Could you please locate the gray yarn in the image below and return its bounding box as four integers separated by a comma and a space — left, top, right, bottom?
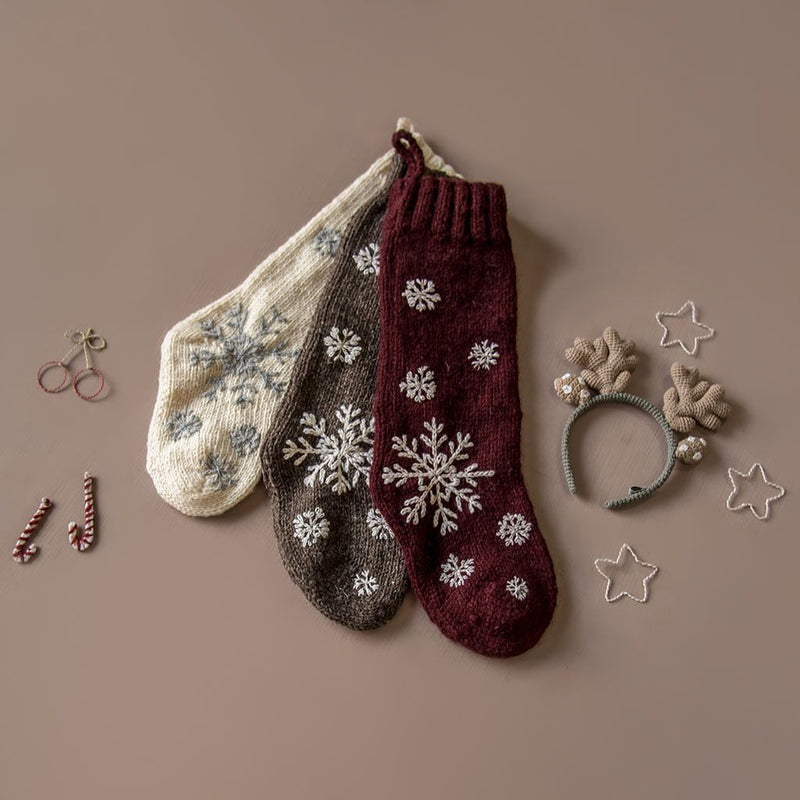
261, 156, 409, 630
561, 392, 677, 509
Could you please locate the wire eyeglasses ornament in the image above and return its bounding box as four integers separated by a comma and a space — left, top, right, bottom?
37, 328, 108, 401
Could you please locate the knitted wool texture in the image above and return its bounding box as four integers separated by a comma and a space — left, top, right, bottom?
561, 392, 677, 509
262, 157, 409, 630
370, 132, 558, 657
146, 119, 457, 517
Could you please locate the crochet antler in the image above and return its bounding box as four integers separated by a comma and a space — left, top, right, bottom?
565, 327, 638, 394
663, 363, 730, 433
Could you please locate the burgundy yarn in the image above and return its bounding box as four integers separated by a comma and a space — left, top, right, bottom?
370, 132, 557, 658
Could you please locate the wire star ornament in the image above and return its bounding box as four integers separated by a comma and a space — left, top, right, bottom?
726, 462, 786, 521
655, 300, 715, 356
594, 543, 659, 603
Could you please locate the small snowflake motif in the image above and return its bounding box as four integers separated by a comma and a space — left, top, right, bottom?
439, 554, 475, 588
496, 513, 532, 546
229, 424, 260, 457
165, 410, 201, 441
353, 569, 379, 597
399, 366, 437, 403
314, 229, 342, 256
291, 507, 330, 548
402, 278, 441, 311
506, 576, 529, 601
352, 242, 380, 275
366, 507, 394, 540
323, 326, 362, 364
381, 418, 495, 535
203, 453, 237, 490
283, 404, 374, 494
468, 340, 500, 370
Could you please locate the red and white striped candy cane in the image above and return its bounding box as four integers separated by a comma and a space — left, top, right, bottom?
12, 497, 53, 563
68, 472, 96, 552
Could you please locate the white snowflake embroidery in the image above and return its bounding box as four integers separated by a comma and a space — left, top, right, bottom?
402, 278, 441, 311
283, 404, 374, 495
506, 576, 528, 601
291, 507, 330, 548
469, 340, 500, 370
323, 327, 362, 364
496, 513, 532, 546
399, 366, 436, 403
352, 242, 380, 275
353, 569, 379, 597
366, 507, 394, 540
439, 554, 475, 588
381, 418, 495, 535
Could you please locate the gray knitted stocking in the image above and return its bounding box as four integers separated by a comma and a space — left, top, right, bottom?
262, 158, 408, 630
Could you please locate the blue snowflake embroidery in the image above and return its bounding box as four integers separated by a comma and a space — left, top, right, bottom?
189, 304, 296, 406
314, 229, 342, 257
230, 424, 261, 457
165, 410, 202, 441
203, 453, 237, 490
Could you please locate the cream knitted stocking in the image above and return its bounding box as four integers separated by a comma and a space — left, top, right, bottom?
146, 119, 456, 516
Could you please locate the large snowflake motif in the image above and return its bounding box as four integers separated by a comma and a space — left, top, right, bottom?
496, 513, 532, 546
283, 404, 374, 494
402, 278, 441, 311
292, 507, 329, 548
189, 304, 296, 406
399, 366, 436, 403
323, 326, 362, 364
352, 242, 380, 275
440, 554, 475, 588
353, 569, 379, 597
381, 418, 495, 535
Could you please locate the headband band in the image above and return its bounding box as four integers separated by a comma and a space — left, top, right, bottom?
561, 392, 677, 509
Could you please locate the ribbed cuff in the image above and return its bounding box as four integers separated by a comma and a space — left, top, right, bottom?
389, 129, 509, 243
387, 174, 509, 243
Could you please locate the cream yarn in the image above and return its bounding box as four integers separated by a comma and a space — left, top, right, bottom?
146, 119, 456, 516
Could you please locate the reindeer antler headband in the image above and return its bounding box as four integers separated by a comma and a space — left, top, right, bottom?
555, 327, 731, 508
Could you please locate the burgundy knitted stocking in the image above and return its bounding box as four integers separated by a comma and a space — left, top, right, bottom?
370, 131, 557, 657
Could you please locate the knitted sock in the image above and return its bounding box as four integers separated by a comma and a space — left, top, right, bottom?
146, 120, 457, 517
262, 156, 413, 630
370, 131, 558, 657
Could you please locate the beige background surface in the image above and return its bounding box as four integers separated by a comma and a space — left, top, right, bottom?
1, 2, 797, 798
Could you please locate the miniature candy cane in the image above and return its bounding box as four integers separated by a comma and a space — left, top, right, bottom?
12, 497, 53, 563
68, 472, 96, 552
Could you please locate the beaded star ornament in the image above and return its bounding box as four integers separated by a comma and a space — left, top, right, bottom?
555, 327, 731, 508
